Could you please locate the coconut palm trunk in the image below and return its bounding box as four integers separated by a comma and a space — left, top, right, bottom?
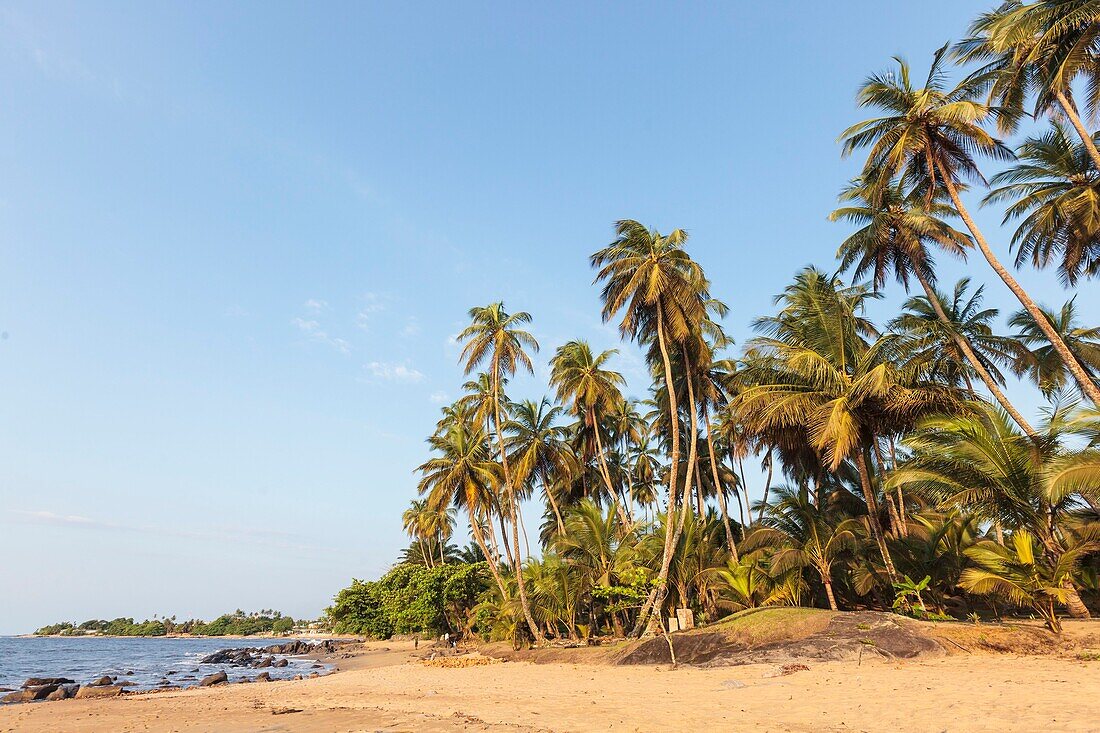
491, 378, 543, 642
1055, 90, 1100, 171
756, 451, 774, 524
470, 510, 511, 605
855, 448, 898, 582
822, 576, 840, 612
703, 410, 738, 559
631, 307, 682, 637
937, 165, 1100, 405
912, 269, 1038, 436
676, 348, 702, 543
590, 406, 632, 527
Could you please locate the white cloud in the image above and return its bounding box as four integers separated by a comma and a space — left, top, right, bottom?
224, 304, 249, 318
429, 391, 449, 404
356, 292, 388, 330
401, 317, 421, 338
291, 317, 350, 354
364, 361, 425, 383
9, 510, 102, 527
304, 298, 328, 313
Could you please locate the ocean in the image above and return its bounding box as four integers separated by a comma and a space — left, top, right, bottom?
0, 636, 331, 691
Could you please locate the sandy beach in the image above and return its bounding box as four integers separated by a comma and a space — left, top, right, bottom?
3, 628, 1099, 733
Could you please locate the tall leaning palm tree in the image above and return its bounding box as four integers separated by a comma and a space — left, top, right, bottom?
591, 219, 706, 635
831, 179, 1036, 436
549, 340, 631, 526
840, 46, 1100, 405
457, 302, 543, 641
417, 421, 508, 599
984, 122, 1100, 285
956, 0, 1100, 170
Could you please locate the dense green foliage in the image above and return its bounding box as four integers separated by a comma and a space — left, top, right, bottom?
327, 562, 490, 638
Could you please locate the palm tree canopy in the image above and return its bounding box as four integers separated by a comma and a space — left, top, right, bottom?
1009, 298, 1100, 396
590, 219, 707, 344
890, 277, 1016, 387
458, 302, 539, 379
549, 340, 626, 420
840, 45, 1014, 197
985, 122, 1100, 285
832, 178, 971, 291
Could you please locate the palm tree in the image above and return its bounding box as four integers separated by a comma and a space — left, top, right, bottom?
832, 179, 1036, 435
841, 47, 1100, 405
955, 0, 1100, 169
890, 278, 1016, 394
506, 398, 577, 536
416, 421, 509, 600
402, 499, 435, 567
457, 302, 543, 641
556, 500, 634, 635
891, 403, 1100, 618
549, 340, 631, 526
1009, 298, 1100, 398
985, 122, 1100, 285
591, 219, 706, 634
736, 268, 961, 582
962, 530, 1100, 633
746, 486, 860, 611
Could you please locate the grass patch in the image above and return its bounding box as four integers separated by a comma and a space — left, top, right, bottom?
708, 607, 834, 648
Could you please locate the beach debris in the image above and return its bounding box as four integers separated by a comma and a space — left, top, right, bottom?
780, 664, 810, 676
420, 655, 502, 668
75, 685, 124, 699
88, 675, 114, 687
199, 671, 228, 686
720, 679, 746, 689
271, 707, 303, 715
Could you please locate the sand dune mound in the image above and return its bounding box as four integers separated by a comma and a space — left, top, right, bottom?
616, 609, 948, 666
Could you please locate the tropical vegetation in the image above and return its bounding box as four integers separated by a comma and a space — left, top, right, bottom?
332, 1, 1100, 642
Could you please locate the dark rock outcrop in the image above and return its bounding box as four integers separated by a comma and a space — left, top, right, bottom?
75, 685, 123, 699
88, 676, 114, 687
22, 677, 73, 688
199, 671, 228, 686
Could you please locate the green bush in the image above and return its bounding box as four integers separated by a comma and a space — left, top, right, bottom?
327, 562, 490, 639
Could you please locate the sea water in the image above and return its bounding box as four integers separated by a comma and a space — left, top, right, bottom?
0, 636, 331, 691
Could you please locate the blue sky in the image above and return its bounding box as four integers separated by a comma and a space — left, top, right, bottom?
2, 1, 1096, 634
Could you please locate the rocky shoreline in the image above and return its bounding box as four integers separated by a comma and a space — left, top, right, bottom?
0, 639, 349, 705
